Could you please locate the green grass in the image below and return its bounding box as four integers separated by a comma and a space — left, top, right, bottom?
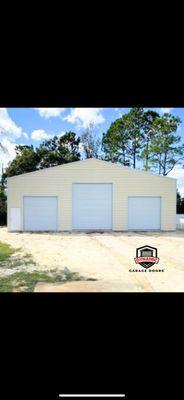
0, 270, 97, 292
1, 272, 38, 292
0, 241, 35, 268
0, 271, 56, 292
0, 242, 17, 262
0, 241, 97, 292
1, 253, 36, 268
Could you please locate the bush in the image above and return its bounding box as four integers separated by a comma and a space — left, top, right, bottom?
0, 189, 7, 226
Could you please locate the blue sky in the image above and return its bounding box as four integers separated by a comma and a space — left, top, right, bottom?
1, 107, 184, 195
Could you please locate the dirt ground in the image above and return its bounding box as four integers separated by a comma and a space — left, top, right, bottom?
0, 227, 184, 292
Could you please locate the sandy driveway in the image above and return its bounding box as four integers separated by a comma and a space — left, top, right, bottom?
0, 227, 184, 292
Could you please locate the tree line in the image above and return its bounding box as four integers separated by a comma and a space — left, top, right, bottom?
102, 108, 184, 175
177, 191, 184, 214
1, 108, 184, 224
2, 108, 184, 180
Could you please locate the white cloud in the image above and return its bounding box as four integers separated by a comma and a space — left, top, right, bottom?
160, 108, 173, 114
0, 138, 16, 169
168, 167, 184, 196
31, 129, 51, 141
0, 108, 27, 140
34, 108, 65, 118
64, 108, 105, 128
57, 131, 66, 137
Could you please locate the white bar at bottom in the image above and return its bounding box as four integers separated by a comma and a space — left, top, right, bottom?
59, 395, 125, 398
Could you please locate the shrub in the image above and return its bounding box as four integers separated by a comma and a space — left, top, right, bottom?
0, 189, 7, 226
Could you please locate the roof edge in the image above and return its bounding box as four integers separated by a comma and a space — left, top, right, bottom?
6, 157, 177, 181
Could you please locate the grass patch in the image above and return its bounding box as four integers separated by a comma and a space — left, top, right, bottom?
1, 253, 36, 268
0, 271, 54, 292
0, 242, 17, 262
0, 241, 36, 269
0, 269, 97, 292
0, 242, 97, 292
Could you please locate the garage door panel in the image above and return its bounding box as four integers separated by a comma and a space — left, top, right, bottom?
73, 184, 112, 230
24, 196, 57, 231
128, 196, 161, 230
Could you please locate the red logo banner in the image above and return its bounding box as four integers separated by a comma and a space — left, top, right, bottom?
134, 256, 159, 264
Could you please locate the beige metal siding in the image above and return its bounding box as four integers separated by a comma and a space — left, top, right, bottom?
7, 159, 176, 231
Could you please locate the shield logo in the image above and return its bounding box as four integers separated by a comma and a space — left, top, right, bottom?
134, 245, 159, 268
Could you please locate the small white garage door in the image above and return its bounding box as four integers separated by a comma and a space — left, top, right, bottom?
73, 184, 112, 230
24, 196, 57, 231
128, 196, 161, 230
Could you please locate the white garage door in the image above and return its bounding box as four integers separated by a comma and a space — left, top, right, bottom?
128, 196, 161, 230
73, 184, 112, 230
24, 196, 57, 231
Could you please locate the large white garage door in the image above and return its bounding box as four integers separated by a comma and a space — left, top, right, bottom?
73, 184, 112, 230
24, 196, 57, 231
128, 196, 161, 230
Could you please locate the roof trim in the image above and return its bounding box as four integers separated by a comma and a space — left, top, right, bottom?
6, 157, 177, 181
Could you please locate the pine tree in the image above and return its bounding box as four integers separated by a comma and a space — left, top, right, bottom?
149, 114, 183, 175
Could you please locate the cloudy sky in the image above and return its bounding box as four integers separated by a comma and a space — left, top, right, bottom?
1, 107, 184, 195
